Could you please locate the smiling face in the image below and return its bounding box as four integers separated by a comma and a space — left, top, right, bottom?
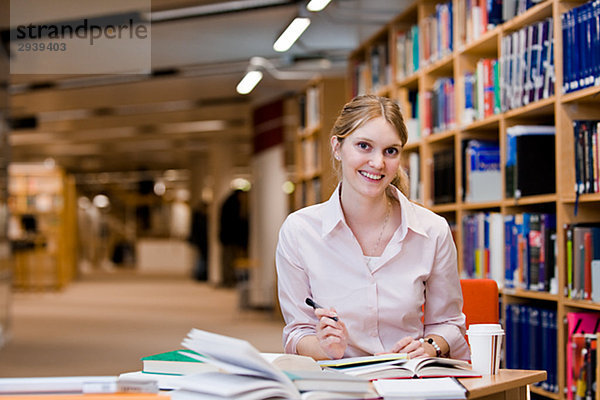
331, 116, 403, 200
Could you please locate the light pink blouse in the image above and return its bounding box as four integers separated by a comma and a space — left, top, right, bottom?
275, 185, 470, 360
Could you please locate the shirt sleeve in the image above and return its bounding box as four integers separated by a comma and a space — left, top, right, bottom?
275, 216, 319, 354
423, 221, 471, 360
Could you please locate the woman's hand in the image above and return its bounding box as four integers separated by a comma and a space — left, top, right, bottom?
387, 336, 428, 359
314, 307, 348, 359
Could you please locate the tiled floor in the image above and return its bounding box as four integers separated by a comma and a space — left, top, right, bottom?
0, 270, 285, 377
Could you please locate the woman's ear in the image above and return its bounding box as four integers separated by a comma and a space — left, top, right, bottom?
330, 136, 340, 160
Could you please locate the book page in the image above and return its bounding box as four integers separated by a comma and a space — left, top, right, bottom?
317, 353, 408, 368
181, 329, 297, 394
175, 372, 295, 398
260, 353, 321, 372
373, 377, 466, 399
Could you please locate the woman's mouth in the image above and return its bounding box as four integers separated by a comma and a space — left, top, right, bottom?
359, 170, 384, 180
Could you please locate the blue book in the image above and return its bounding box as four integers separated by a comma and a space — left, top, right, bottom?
550, 310, 558, 392
520, 213, 532, 290
546, 17, 555, 97
504, 215, 517, 288
488, 0, 503, 26
519, 305, 530, 369
540, 309, 551, 391
463, 72, 476, 124
560, 11, 571, 93
465, 140, 501, 202
572, 7, 580, 91
531, 307, 543, 376
594, 1, 600, 86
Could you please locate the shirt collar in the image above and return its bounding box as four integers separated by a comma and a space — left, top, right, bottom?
393, 186, 429, 240
320, 183, 429, 239
321, 183, 345, 237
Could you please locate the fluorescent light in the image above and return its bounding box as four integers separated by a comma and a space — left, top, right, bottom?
236, 70, 263, 94
307, 0, 332, 12
273, 17, 311, 52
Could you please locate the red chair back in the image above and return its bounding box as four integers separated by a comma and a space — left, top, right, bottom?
460, 279, 499, 343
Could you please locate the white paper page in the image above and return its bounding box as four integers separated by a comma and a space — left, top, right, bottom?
175, 372, 295, 399
373, 377, 466, 399
181, 329, 297, 394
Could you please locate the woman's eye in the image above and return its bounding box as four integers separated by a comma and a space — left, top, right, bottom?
385, 148, 399, 156
357, 142, 370, 150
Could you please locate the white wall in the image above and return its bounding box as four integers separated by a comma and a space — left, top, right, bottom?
249, 145, 288, 307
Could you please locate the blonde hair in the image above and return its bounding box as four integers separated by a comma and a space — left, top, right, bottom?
331, 94, 410, 196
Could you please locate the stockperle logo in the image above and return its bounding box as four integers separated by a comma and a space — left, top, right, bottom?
10, 0, 151, 74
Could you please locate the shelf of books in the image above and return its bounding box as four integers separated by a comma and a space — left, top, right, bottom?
345, 0, 600, 398
7, 163, 77, 290
293, 77, 347, 210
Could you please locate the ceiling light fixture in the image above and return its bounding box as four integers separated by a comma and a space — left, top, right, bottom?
236, 70, 264, 95
235, 56, 329, 95
273, 17, 311, 52
306, 0, 332, 12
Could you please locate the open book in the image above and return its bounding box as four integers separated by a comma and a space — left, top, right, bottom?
178, 329, 384, 400
317, 353, 408, 368
329, 357, 480, 380
180, 329, 301, 399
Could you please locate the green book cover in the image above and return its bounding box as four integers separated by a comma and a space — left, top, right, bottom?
141, 349, 205, 363
141, 349, 216, 375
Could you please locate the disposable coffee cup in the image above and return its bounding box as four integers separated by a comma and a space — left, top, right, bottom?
466, 323, 504, 375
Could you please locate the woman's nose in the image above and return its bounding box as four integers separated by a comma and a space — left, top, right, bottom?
368, 152, 384, 168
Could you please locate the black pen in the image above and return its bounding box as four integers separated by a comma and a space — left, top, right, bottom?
305, 297, 339, 321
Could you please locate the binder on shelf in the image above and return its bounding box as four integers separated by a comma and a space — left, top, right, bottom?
432, 148, 455, 205
505, 125, 556, 199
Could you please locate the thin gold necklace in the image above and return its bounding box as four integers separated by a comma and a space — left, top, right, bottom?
372, 199, 392, 256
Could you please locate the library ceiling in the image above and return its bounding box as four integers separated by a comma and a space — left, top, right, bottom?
1, 0, 409, 179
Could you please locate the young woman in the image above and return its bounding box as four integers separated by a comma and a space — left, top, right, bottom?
275, 95, 469, 361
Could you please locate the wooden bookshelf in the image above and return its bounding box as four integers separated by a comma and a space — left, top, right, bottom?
293, 77, 347, 210
8, 163, 77, 290
345, 0, 600, 398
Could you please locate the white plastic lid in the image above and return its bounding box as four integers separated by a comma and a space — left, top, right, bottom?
466, 323, 504, 335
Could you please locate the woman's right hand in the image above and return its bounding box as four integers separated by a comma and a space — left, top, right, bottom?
314, 308, 348, 359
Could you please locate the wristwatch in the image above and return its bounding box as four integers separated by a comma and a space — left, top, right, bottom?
419, 337, 442, 357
